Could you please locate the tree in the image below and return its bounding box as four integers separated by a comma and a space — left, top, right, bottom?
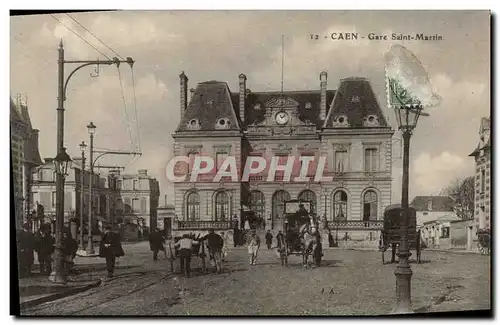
440, 176, 475, 220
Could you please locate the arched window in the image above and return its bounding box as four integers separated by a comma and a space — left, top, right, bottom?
215, 191, 229, 221
363, 190, 378, 221
249, 191, 265, 218
272, 190, 291, 227
186, 192, 200, 221
332, 190, 348, 220
298, 190, 317, 214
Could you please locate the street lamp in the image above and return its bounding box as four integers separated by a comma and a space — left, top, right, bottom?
86, 122, 96, 255
49, 147, 73, 284
392, 104, 424, 313
51, 40, 134, 280
78, 141, 87, 251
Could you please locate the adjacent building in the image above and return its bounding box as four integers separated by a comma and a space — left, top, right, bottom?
115, 169, 160, 232
469, 117, 491, 231
171, 71, 393, 240
10, 97, 44, 230
30, 158, 120, 232
411, 196, 456, 227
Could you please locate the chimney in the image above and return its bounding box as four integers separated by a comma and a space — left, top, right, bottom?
180, 71, 188, 122
138, 169, 148, 176
320, 71, 328, 120
238, 74, 247, 123
164, 194, 168, 206
190, 88, 195, 101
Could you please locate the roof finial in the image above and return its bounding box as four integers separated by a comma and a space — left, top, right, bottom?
59, 39, 63, 49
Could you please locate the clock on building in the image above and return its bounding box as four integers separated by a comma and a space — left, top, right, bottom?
275, 111, 289, 125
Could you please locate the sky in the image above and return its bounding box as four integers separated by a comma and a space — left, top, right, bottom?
10, 10, 490, 205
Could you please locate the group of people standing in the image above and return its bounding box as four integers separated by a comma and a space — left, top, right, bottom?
16, 222, 78, 278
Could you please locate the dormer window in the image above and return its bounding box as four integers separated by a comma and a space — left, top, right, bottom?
216, 117, 231, 129
332, 115, 349, 128
363, 114, 380, 127
187, 118, 200, 130
305, 102, 312, 109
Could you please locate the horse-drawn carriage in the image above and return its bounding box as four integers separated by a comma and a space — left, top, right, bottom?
279, 200, 322, 268
379, 204, 422, 264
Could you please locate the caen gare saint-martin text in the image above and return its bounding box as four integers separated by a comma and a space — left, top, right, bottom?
310, 33, 444, 41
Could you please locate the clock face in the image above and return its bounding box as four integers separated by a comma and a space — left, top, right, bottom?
275, 111, 289, 125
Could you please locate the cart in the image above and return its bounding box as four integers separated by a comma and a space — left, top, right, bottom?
279, 200, 322, 267
379, 204, 421, 264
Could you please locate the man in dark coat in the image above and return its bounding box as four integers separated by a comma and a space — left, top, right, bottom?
17, 223, 35, 278
276, 230, 285, 250
99, 227, 125, 278
203, 229, 224, 273
265, 230, 273, 249
149, 228, 165, 261
35, 224, 55, 275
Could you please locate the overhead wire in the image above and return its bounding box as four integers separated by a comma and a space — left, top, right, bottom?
65, 13, 125, 61
50, 14, 112, 60
116, 67, 135, 149
130, 68, 141, 152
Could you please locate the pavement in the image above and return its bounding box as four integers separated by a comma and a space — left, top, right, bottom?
19, 241, 491, 316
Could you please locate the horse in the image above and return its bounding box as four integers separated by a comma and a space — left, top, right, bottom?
299, 221, 321, 268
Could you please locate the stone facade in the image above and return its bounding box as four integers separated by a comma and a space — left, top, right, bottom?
171, 72, 394, 237
30, 158, 120, 231
469, 117, 491, 231
10, 97, 43, 229
115, 169, 160, 231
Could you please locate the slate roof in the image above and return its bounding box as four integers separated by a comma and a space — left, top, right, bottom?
230, 90, 336, 127
410, 196, 455, 212
176, 81, 241, 132
323, 77, 389, 128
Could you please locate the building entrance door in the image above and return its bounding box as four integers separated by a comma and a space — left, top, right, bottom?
272, 190, 290, 231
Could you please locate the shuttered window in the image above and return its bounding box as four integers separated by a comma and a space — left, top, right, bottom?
140, 197, 147, 213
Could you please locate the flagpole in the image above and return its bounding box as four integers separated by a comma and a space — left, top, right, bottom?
281, 34, 284, 93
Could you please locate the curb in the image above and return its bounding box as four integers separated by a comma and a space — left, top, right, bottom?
20, 279, 102, 310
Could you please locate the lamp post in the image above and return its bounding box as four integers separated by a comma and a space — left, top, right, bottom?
51, 40, 134, 273
49, 147, 73, 284
392, 104, 424, 313
78, 141, 87, 251
86, 122, 96, 255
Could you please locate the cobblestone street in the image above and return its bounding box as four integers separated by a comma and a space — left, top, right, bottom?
21, 242, 490, 316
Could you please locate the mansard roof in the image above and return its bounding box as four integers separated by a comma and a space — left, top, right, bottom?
323, 77, 389, 129
410, 196, 455, 212
230, 90, 335, 128
176, 81, 241, 132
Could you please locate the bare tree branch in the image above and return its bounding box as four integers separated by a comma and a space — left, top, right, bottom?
441, 176, 475, 220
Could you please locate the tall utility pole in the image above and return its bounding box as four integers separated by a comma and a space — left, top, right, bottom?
48, 41, 66, 284
50, 40, 134, 283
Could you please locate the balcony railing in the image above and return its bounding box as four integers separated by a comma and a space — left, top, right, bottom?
327, 220, 383, 230
177, 220, 232, 230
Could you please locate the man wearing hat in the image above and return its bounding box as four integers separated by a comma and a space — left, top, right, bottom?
17, 223, 35, 277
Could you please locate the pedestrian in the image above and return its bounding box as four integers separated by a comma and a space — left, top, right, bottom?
35, 224, 55, 275
99, 226, 125, 279
62, 228, 78, 273
204, 229, 224, 273
247, 229, 260, 266
265, 230, 273, 249
149, 228, 165, 261
174, 234, 198, 277
17, 223, 35, 278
